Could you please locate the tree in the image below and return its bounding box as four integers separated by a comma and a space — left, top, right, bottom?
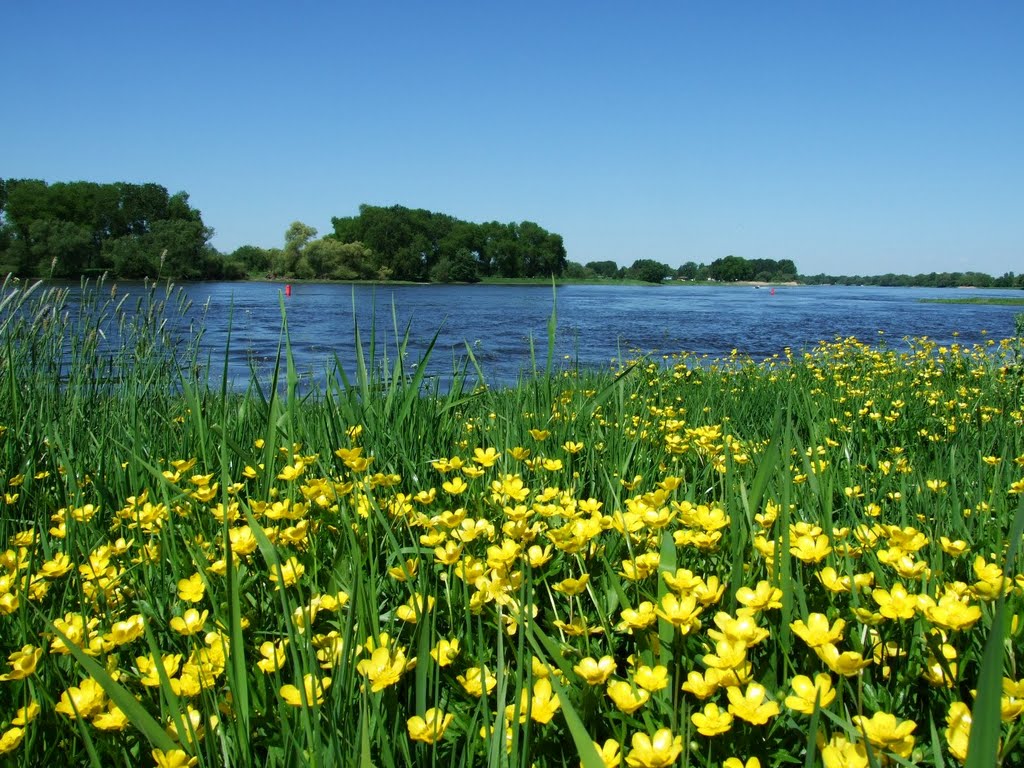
586, 260, 619, 279
277, 221, 317, 277
625, 259, 672, 283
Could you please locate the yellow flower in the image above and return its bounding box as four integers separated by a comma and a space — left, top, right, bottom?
681, 669, 721, 699
690, 702, 733, 736
395, 593, 435, 623
11, 702, 39, 726
457, 665, 497, 697
814, 643, 872, 676
108, 614, 145, 646
177, 573, 206, 602
92, 702, 130, 731
525, 678, 561, 723
552, 574, 590, 597
170, 608, 209, 636
853, 710, 916, 759
785, 673, 835, 714
735, 580, 782, 612
55, 677, 107, 719
722, 760, 760, 768
790, 613, 846, 648
820, 735, 868, 768
151, 748, 198, 768
442, 476, 468, 495
607, 680, 650, 714
624, 729, 683, 768
407, 708, 453, 744
726, 682, 780, 725
633, 664, 669, 692
268, 557, 305, 589
921, 593, 982, 631
257, 640, 288, 674
0, 644, 42, 680
279, 673, 331, 706
529, 429, 550, 440
872, 583, 918, 620
574, 655, 616, 685
472, 447, 501, 467
618, 600, 658, 631
587, 739, 622, 768
430, 637, 460, 667
655, 593, 702, 632
944, 701, 971, 764
356, 646, 409, 692
0, 727, 24, 756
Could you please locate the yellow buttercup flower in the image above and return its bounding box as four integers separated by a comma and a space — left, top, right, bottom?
607, 680, 650, 714
944, 701, 971, 764
170, 608, 209, 636
790, 613, 846, 648
279, 674, 331, 707
820, 735, 868, 768
472, 447, 501, 467
55, 677, 107, 719
356, 646, 410, 692
814, 643, 871, 676
872, 582, 918, 620
457, 665, 497, 697
268, 557, 305, 589
690, 702, 733, 736
726, 682, 780, 725
574, 655, 616, 685
429, 637, 460, 667
633, 664, 669, 692
853, 710, 916, 759
735, 580, 782, 612
0, 726, 24, 756
655, 593, 702, 632
624, 728, 682, 768
0, 645, 42, 680
407, 708, 453, 744
785, 673, 835, 714
152, 748, 198, 768
588, 739, 622, 768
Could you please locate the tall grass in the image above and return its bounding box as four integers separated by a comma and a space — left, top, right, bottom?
0, 278, 1023, 767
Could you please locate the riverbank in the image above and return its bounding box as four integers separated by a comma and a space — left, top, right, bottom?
0, 280, 1021, 766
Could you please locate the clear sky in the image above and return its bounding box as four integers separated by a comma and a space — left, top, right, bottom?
3, 2, 1021, 275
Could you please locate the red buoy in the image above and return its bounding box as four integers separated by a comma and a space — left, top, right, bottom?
285, 284, 292, 297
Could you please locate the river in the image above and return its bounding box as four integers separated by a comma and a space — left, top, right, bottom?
137, 282, 1022, 389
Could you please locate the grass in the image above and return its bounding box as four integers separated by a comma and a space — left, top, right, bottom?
1, 276, 1024, 767
920, 297, 1024, 305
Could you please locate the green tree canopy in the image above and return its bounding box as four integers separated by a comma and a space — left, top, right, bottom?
0, 178, 226, 279
329, 204, 566, 281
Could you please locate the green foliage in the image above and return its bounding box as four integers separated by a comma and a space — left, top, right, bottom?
329, 204, 567, 282
585, 260, 620, 279
624, 258, 672, 283
0, 178, 229, 280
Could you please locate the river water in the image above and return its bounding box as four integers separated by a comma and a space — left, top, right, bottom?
141, 282, 1022, 389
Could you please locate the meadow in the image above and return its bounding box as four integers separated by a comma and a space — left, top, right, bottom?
0, 277, 1022, 768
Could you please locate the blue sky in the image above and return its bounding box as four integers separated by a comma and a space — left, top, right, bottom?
3, 2, 1021, 275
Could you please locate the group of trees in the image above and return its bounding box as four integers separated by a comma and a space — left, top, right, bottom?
800, 271, 1024, 288
230, 205, 569, 283
0, 178, 241, 280
564, 255, 799, 284
4, 178, 1018, 290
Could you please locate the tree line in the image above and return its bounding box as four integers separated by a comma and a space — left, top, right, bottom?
0, 178, 241, 280
3, 178, 1018, 288
244, 205, 568, 283
564, 255, 799, 283
798, 271, 1023, 288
